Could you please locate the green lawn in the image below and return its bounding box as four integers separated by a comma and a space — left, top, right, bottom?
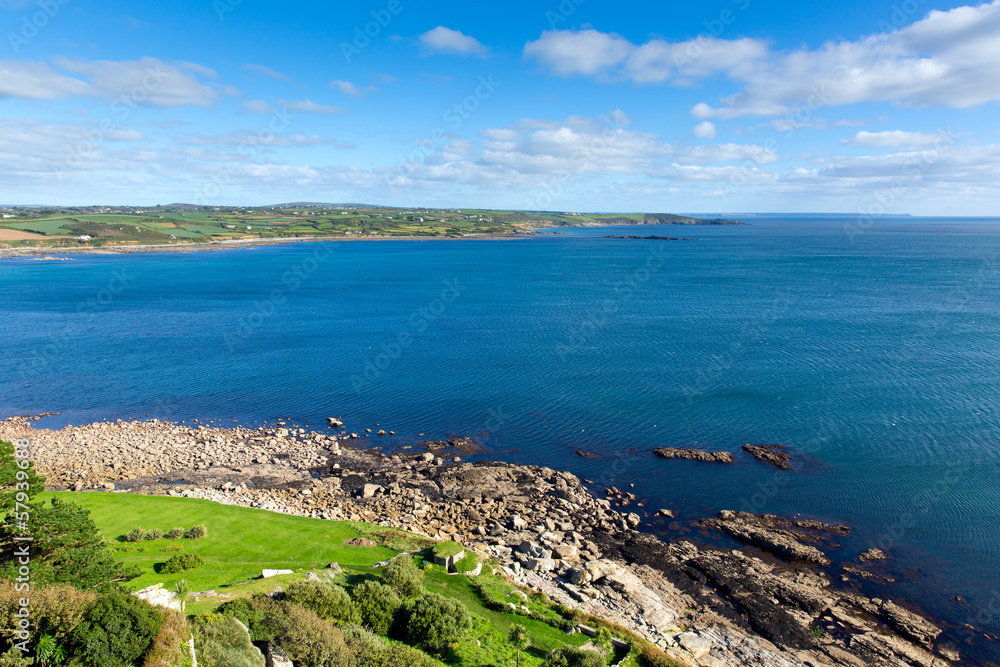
42, 492, 399, 595
4, 220, 74, 235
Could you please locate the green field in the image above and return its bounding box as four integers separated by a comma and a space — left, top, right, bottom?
6, 219, 74, 235
40, 492, 596, 663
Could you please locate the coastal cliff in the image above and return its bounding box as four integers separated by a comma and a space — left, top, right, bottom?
0, 416, 965, 667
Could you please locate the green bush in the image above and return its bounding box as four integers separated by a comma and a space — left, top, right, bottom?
404, 592, 471, 654
123, 528, 148, 543
165, 527, 186, 540
285, 580, 359, 625
185, 524, 208, 539
341, 624, 442, 667
160, 553, 204, 574
270, 603, 351, 667
144, 528, 164, 541
381, 557, 424, 599
69, 590, 163, 667
350, 581, 402, 636
217, 597, 279, 643
193, 614, 265, 667
543, 646, 606, 667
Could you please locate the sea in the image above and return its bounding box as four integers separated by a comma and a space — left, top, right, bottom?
2, 216, 999, 660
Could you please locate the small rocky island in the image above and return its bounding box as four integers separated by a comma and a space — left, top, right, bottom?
604, 235, 693, 240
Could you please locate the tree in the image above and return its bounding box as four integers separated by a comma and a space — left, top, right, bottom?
0, 498, 141, 589
381, 557, 423, 599
0, 439, 44, 512
69, 590, 163, 667
270, 603, 351, 667
350, 582, 401, 636
508, 624, 529, 667
405, 592, 471, 654
172, 580, 190, 614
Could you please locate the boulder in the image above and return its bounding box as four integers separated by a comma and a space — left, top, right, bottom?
654, 447, 734, 463
262, 569, 294, 578
569, 559, 619, 585
361, 483, 382, 498
677, 632, 712, 659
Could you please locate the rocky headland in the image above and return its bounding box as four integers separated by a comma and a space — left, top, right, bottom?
0, 416, 970, 667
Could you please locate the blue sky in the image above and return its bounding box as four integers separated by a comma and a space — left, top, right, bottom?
2, 0, 999, 214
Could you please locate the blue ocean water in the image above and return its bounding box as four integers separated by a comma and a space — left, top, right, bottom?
2, 217, 1000, 652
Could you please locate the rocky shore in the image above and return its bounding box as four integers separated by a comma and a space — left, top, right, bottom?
0, 416, 969, 666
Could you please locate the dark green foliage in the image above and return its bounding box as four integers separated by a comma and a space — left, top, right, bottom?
284, 580, 359, 625
543, 646, 607, 667
0, 440, 45, 513
165, 528, 185, 540
159, 553, 203, 574
404, 592, 472, 654
0, 498, 141, 589
144, 528, 164, 541
69, 590, 163, 667
185, 524, 208, 539
341, 624, 442, 667
217, 597, 279, 643
268, 602, 351, 667
350, 581, 402, 636
381, 557, 424, 599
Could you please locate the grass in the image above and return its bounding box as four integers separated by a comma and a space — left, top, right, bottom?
41, 492, 402, 596
4, 220, 74, 235
432, 541, 465, 559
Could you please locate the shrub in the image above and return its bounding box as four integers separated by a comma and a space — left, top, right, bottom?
141, 610, 192, 667
185, 524, 208, 540
217, 597, 279, 643
165, 528, 186, 540
341, 624, 441, 667
381, 557, 424, 599
160, 553, 204, 574
124, 528, 148, 543
285, 580, 359, 625
270, 603, 351, 667
70, 590, 164, 667
192, 614, 264, 667
144, 528, 164, 541
350, 582, 401, 636
543, 646, 606, 667
0, 581, 95, 646
404, 592, 471, 654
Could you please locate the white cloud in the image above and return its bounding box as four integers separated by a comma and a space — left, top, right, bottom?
242, 99, 275, 114
277, 99, 347, 115
242, 63, 293, 82
844, 130, 953, 149
55, 57, 222, 107
675, 143, 779, 165
329, 80, 376, 97
0, 61, 88, 99
693, 121, 717, 139
419, 26, 490, 57
524, 29, 768, 84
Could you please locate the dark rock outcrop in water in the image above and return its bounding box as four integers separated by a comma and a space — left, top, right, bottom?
743, 443, 793, 469
699, 511, 842, 565
653, 447, 734, 463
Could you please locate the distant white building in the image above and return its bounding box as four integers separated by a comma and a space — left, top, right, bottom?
77, 235, 92, 240
1, 214, 14, 218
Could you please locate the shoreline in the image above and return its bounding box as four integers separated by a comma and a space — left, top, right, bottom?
0, 232, 537, 260
1, 414, 974, 666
